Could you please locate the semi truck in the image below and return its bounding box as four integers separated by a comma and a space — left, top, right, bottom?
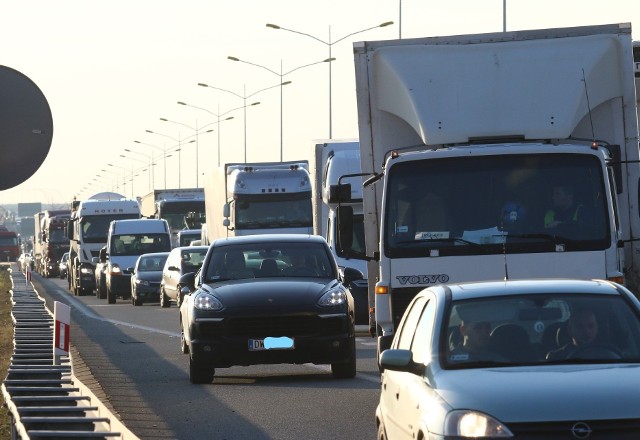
36, 209, 70, 277
336, 23, 640, 354
0, 225, 19, 262
311, 140, 369, 324
139, 188, 205, 247
67, 194, 141, 295
203, 161, 313, 244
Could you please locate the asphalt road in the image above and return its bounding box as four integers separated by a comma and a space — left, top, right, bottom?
31, 273, 382, 440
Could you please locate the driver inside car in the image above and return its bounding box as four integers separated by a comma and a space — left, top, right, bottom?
546, 308, 602, 360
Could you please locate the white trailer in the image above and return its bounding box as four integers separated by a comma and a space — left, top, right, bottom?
204, 161, 313, 244
338, 23, 640, 351
67, 194, 141, 295
311, 140, 369, 324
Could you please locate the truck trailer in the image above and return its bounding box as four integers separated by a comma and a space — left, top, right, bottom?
204, 161, 313, 244
67, 194, 141, 295
337, 23, 640, 354
37, 209, 70, 277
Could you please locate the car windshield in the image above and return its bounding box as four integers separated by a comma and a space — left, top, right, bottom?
204, 242, 334, 282
442, 293, 640, 368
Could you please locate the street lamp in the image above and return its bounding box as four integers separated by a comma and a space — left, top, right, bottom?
136, 137, 170, 190
159, 119, 213, 188
266, 21, 393, 138
177, 100, 245, 164
120, 153, 150, 194
227, 56, 334, 161
124, 149, 155, 193
100, 168, 125, 194
146, 128, 184, 188
107, 163, 131, 197
198, 82, 283, 162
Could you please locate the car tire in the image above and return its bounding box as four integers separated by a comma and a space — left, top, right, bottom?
107, 286, 116, 304
160, 288, 170, 308
180, 327, 189, 354
377, 421, 388, 440
189, 355, 214, 384
331, 337, 357, 379
99, 277, 107, 300
176, 285, 183, 308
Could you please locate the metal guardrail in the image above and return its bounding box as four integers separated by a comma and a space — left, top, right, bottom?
2, 265, 139, 439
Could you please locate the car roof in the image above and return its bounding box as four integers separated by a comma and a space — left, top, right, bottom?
426, 279, 627, 301
211, 234, 326, 247
137, 252, 171, 259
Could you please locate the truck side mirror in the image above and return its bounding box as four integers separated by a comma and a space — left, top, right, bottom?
329, 183, 352, 203
223, 203, 230, 218
336, 205, 354, 252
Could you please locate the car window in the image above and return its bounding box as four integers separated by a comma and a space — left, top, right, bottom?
396, 296, 429, 351
411, 298, 436, 364
442, 293, 640, 368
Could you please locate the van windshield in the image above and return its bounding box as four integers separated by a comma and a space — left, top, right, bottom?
110, 234, 171, 256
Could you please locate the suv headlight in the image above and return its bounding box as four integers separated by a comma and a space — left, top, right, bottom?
445, 410, 513, 438
80, 267, 93, 274
110, 264, 122, 275
318, 289, 347, 307
194, 292, 223, 311
136, 279, 149, 286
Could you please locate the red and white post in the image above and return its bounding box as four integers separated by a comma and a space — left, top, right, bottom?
53, 301, 70, 365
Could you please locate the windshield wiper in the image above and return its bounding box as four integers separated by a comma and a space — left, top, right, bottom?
507, 233, 581, 248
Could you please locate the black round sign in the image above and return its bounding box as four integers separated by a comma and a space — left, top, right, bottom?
0, 66, 53, 190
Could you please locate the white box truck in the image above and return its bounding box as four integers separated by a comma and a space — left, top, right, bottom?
139, 188, 205, 247
104, 218, 172, 304
311, 140, 369, 324
67, 193, 141, 295
204, 161, 313, 244
336, 23, 640, 352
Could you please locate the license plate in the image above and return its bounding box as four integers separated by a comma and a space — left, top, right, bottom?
248, 336, 295, 351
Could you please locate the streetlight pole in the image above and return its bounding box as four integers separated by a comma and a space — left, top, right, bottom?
124, 148, 155, 193
135, 138, 167, 190
155, 124, 182, 188
120, 153, 149, 194
107, 163, 130, 197
227, 56, 333, 161
100, 168, 123, 193
266, 21, 393, 138
198, 82, 283, 163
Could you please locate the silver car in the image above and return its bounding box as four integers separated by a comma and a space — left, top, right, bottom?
160, 246, 208, 308
377, 279, 640, 439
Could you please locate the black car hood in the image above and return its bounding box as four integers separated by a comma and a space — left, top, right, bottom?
203, 278, 337, 307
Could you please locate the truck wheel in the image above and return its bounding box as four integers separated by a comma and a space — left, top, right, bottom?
107, 287, 116, 304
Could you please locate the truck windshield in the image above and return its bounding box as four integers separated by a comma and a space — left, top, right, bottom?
385, 153, 609, 257
235, 196, 312, 230
81, 214, 140, 243
49, 228, 67, 243
0, 236, 18, 246
160, 201, 205, 230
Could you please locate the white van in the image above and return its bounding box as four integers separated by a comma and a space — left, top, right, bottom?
105, 219, 171, 304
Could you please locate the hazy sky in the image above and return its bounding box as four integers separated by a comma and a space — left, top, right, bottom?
1, 0, 638, 206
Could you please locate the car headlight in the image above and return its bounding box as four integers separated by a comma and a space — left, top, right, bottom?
194, 292, 223, 311
318, 289, 347, 307
445, 410, 513, 438
136, 279, 149, 286
110, 264, 122, 275
80, 267, 93, 274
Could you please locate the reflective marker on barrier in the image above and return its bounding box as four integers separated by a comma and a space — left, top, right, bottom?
53, 301, 71, 365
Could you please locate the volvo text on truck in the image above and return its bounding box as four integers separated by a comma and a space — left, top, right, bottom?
67, 193, 141, 295
203, 161, 313, 244
336, 23, 640, 354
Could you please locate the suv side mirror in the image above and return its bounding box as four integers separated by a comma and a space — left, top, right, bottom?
179, 272, 196, 292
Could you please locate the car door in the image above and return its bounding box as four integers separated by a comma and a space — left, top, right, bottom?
166, 250, 182, 300
381, 295, 430, 439
162, 249, 177, 297
395, 294, 436, 439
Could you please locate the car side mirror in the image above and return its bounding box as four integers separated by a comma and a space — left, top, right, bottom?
168, 265, 180, 272
127, 267, 135, 274
91, 257, 98, 264
379, 349, 425, 375
341, 266, 363, 285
